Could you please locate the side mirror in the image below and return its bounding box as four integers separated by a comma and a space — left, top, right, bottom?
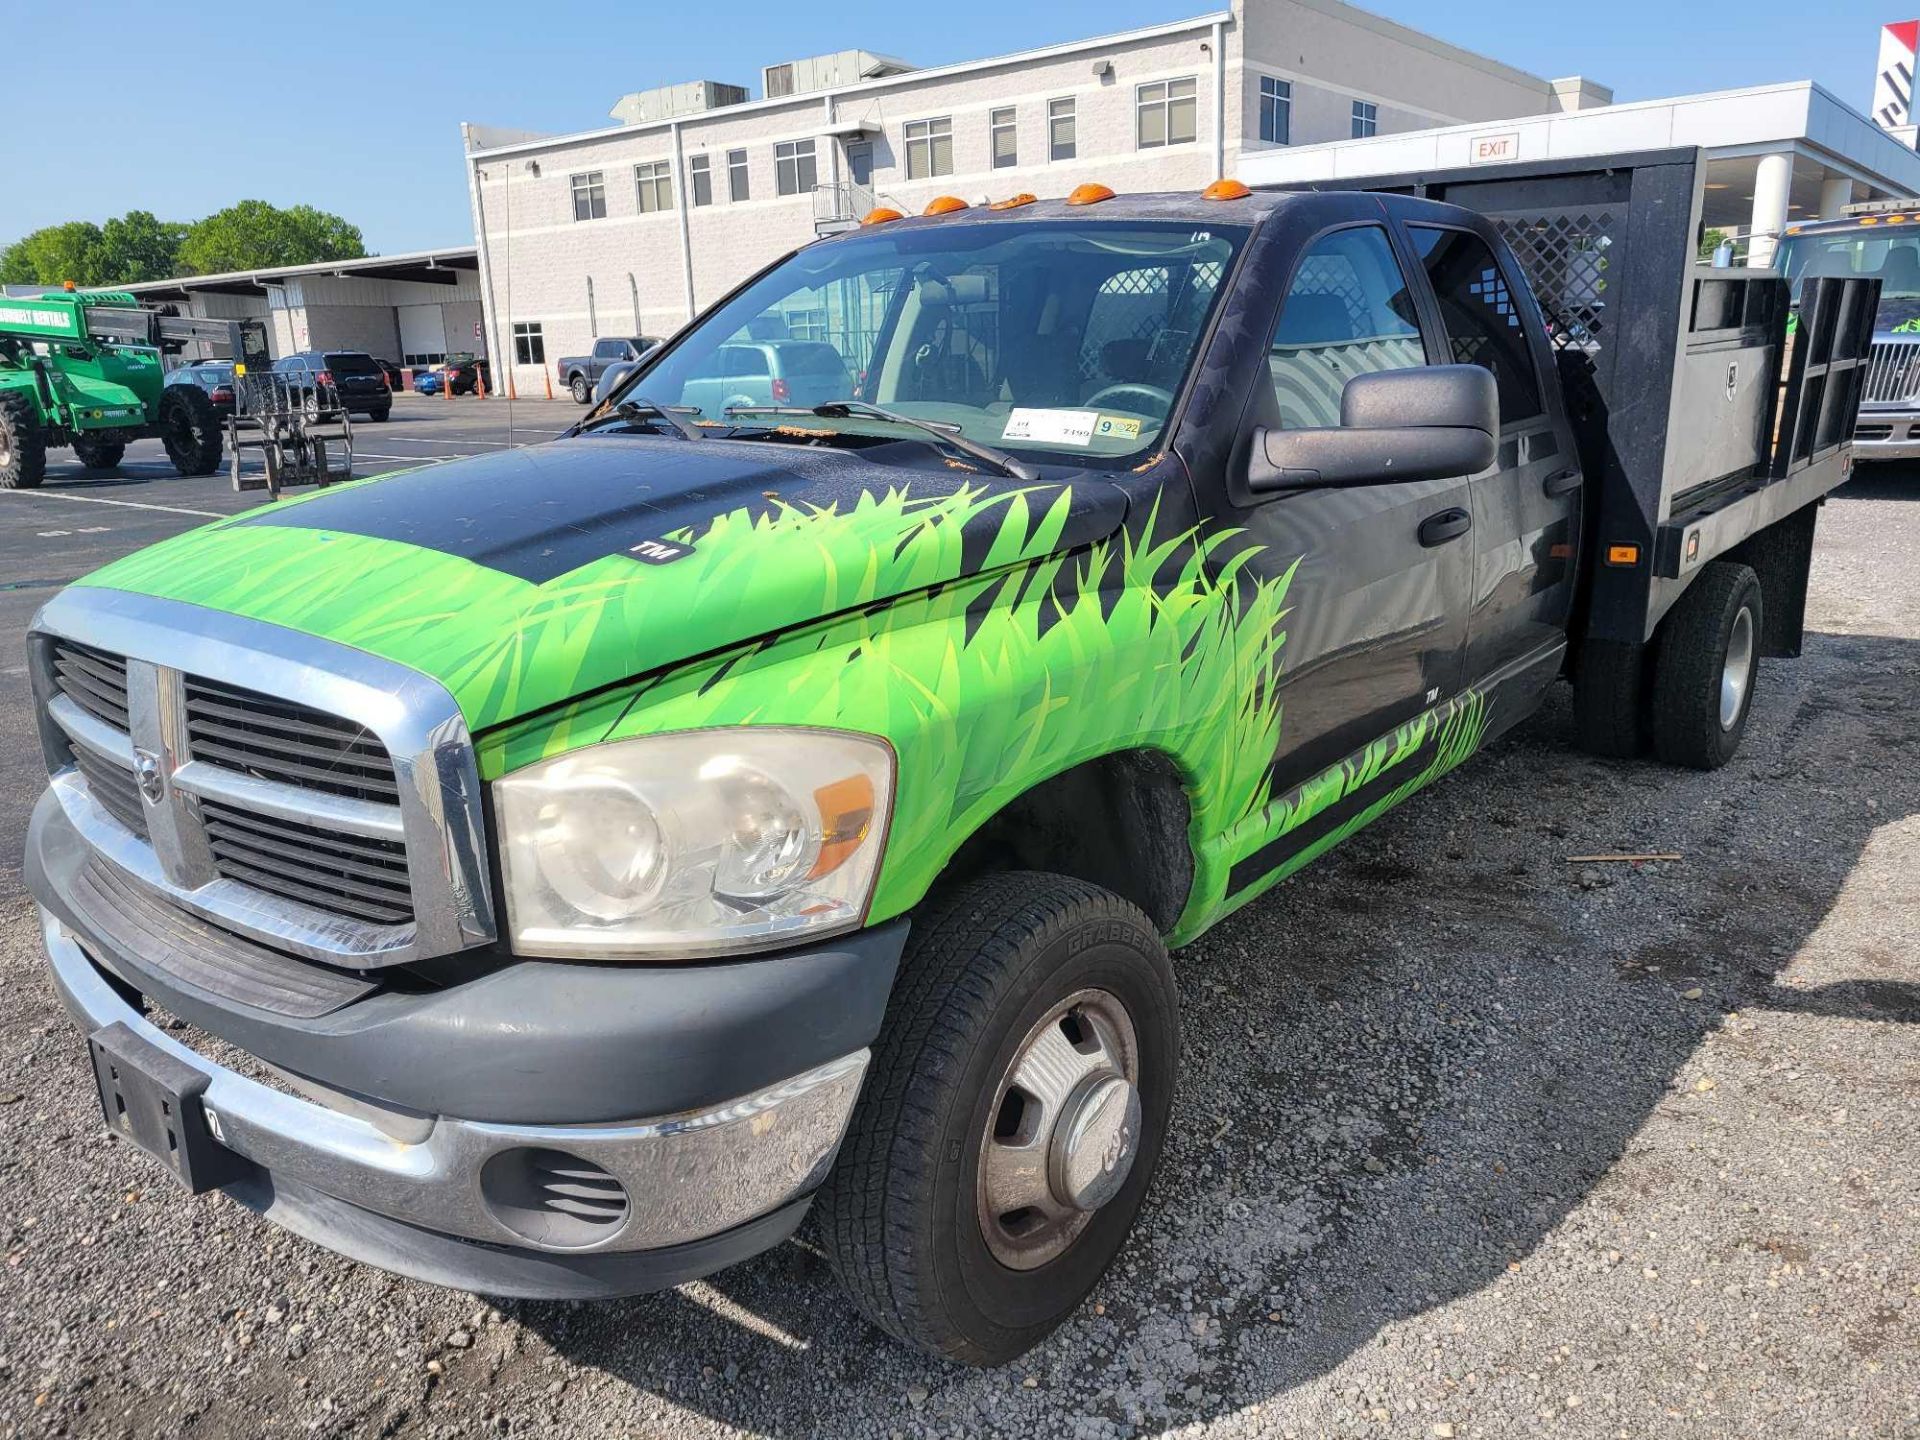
1248, 364, 1499, 493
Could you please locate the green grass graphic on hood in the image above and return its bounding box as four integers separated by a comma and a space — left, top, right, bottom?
75, 479, 1116, 733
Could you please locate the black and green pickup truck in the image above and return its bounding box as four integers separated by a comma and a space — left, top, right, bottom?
25, 148, 1871, 1365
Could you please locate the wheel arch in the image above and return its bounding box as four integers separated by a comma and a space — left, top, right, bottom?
923, 747, 1196, 935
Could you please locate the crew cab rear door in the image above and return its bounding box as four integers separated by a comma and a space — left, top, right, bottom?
1401, 216, 1581, 682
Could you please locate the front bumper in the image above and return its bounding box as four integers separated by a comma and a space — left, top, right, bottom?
1852, 410, 1920, 460
27, 789, 906, 1296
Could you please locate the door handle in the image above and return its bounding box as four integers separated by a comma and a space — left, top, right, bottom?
1543, 467, 1582, 498
1417, 507, 1472, 548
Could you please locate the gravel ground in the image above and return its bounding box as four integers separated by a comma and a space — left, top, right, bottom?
1, 469, 1915, 1439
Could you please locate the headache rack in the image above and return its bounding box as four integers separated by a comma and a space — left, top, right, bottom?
1272, 147, 1877, 650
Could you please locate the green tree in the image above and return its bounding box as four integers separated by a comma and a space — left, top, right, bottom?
97, 210, 186, 282
0, 221, 106, 286
176, 200, 366, 275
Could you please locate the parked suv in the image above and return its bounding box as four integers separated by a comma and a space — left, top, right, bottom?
674, 339, 852, 418
559, 336, 663, 404
271, 350, 392, 422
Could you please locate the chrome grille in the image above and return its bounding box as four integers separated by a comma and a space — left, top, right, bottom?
51, 640, 131, 731
70, 744, 148, 837
184, 676, 400, 805
201, 800, 414, 926
32, 589, 495, 969
1862, 339, 1920, 404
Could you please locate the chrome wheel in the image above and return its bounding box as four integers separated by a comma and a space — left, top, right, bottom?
976, 988, 1141, 1271
1720, 605, 1755, 731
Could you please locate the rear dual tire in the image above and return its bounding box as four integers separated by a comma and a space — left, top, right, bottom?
817, 872, 1177, 1367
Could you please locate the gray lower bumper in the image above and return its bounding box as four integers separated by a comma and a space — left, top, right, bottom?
1853, 412, 1920, 460
42, 905, 867, 1274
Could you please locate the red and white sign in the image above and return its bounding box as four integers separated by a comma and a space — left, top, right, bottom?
1875, 20, 1918, 130
1470, 132, 1521, 165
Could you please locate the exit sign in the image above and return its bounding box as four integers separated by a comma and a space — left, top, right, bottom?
1470, 132, 1520, 164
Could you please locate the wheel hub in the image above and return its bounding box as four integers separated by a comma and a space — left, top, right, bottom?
1720, 605, 1755, 731
976, 989, 1140, 1270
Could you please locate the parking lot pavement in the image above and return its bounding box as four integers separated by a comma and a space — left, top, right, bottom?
0, 455, 1915, 1439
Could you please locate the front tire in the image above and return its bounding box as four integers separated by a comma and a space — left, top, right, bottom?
570, 373, 591, 404
158, 385, 223, 476
1650, 561, 1763, 770
0, 393, 48, 489
817, 873, 1178, 1366
71, 437, 127, 472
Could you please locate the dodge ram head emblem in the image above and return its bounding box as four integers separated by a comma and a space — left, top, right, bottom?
133, 749, 165, 805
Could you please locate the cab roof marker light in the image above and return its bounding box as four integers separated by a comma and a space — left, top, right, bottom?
1201, 178, 1251, 201
988, 193, 1037, 210
860, 207, 905, 226
1065, 183, 1115, 206
923, 196, 968, 215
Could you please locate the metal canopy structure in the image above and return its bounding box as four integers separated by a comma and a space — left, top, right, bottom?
121, 248, 479, 302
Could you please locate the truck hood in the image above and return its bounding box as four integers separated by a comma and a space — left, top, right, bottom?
75, 436, 1129, 732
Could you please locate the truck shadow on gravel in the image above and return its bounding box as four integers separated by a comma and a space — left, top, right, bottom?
501, 630, 1919, 1437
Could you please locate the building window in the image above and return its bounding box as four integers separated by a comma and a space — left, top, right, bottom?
990, 107, 1017, 169
1259, 76, 1292, 145
1136, 77, 1197, 149
688, 154, 713, 207
635, 160, 673, 213
570, 172, 606, 222
904, 117, 955, 179
512, 322, 545, 365
1351, 100, 1378, 138
727, 149, 750, 201
775, 138, 817, 196
1048, 98, 1076, 162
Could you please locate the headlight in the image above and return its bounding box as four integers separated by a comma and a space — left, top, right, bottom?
495, 728, 894, 959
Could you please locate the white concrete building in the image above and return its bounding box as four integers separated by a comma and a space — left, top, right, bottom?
463, 0, 1611, 397
1235, 81, 1920, 266
123, 249, 484, 366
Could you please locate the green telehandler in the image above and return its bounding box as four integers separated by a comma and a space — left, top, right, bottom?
0, 289, 260, 489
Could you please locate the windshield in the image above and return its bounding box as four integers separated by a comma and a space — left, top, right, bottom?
616, 219, 1247, 464
1780, 227, 1920, 331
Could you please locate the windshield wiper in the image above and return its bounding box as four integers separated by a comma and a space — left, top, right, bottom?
582, 398, 704, 442
725, 400, 1038, 481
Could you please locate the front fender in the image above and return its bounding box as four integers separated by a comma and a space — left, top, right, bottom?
479, 516, 1296, 930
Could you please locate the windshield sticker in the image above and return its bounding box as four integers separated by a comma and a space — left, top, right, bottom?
1002, 408, 1098, 447
1094, 415, 1142, 441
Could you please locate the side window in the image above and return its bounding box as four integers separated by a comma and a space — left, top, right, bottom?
1409, 226, 1543, 423
1267, 225, 1426, 429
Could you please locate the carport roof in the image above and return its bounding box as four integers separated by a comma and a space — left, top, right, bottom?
124, 246, 478, 299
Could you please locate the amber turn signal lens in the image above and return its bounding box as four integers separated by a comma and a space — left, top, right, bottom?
861, 207, 906, 225
989, 193, 1037, 210
1202, 178, 1251, 201
923, 195, 969, 215
807, 774, 878, 880
1066, 183, 1115, 206
1606, 544, 1640, 566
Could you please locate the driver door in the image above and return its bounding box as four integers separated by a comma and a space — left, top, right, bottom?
1208, 221, 1474, 900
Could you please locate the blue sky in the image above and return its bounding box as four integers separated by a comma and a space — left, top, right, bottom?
0, 0, 1903, 253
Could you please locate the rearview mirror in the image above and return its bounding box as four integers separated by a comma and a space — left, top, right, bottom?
1248, 365, 1498, 493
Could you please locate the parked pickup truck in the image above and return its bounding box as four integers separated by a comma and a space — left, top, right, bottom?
557, 335, 662, 404
25, 149, 1871, 1367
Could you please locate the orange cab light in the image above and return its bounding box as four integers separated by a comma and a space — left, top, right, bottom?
1860, 216, 1880, 225
861, 207, 906, 225
989, 193, 1037, 210
1202, 178, 1251, 201
62, 279, 76, 291
1890, 214, 1909, 224
923, 195, 969, 215
1066, 183, 1116, 206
